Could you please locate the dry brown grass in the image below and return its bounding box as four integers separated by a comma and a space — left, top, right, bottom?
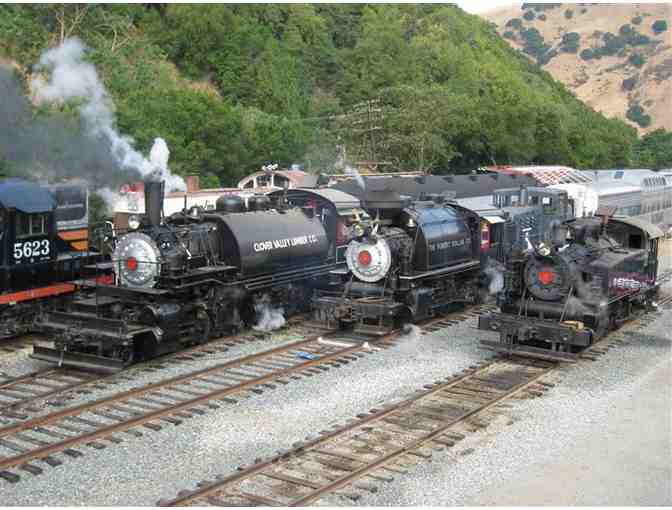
483, 3, 672, 134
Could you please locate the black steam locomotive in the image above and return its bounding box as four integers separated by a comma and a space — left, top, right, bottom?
478, 213, 662, 361
33, 182, 368, 371
310, 189, 483, 335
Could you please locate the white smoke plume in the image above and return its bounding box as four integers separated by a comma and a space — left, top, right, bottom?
253, 295, 286, 332
483, 260, 505, 295
395, 324, 423, 356
345, 165, 366, 190
95, 187, 121, 215
30, 38, 186, 198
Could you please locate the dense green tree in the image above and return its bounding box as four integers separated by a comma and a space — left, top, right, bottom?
633, 129, 672, 169
0, 3, 669, 180
652, 20, 668, 34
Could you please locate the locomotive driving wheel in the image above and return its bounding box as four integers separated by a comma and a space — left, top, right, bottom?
194, 310, 211, 345
112, 345, 134, 364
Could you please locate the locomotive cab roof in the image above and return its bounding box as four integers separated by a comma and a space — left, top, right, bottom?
0, 179, 56, 213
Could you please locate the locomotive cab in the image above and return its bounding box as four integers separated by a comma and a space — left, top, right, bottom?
0, 180, 58, 291
479, 215, 663, 361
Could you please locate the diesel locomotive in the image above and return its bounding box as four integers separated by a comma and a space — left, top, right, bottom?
478, 212, 662, 361
0, 179, 102, 338
33, 182, 368, 371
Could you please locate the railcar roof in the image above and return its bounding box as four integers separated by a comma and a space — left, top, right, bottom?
269, 188, 362, 211
609, 216, 664, 239
331, 173, 539, 199
0, 179, 56, 213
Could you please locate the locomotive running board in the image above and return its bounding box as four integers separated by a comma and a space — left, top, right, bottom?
31, 346, 127, 373
480, 340, 579, 363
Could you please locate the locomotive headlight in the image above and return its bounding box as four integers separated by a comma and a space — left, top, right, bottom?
353, 223, 365, 238
128, 215, 141, 231
112, 232, 161, 288
346, 239, 392, 283
536, 242, 551, 257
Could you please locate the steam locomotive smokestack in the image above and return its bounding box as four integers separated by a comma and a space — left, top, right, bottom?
144, 180, 164, 227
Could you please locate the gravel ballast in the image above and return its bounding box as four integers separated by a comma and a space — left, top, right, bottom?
0, 314, 492, 505
351, 305, 672, 507
2, 299, 670, 505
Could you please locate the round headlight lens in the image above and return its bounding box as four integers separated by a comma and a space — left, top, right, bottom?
537, 242, 551, 256
128, 215, 141, 230
353, 223, 365, 238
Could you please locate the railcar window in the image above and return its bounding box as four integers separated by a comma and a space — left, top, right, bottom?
274, 175, 288, 188
530, 196, 539, 205
628, 234, 643, 249
16, 213, 48, 238
243, 180, 253, 189
53, 187, 87, 222
542, 197, 552, 206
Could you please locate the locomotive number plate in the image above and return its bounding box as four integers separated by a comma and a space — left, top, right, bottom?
13, 239, 50, 262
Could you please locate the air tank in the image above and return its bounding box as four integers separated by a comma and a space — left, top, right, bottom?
247, 194, 271, 211
216, 195, 245, 213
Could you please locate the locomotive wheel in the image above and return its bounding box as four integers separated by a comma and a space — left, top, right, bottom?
134, 333, 160, 361
113, 345, 134, 365
194, 311, 211, 345
394, 306, 414, 329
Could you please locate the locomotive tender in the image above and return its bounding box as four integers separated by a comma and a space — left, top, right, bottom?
33, 182, 368, 371
478, 213, 662, 361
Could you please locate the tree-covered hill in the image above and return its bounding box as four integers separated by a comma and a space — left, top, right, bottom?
1, 4, 669, 187
484, 3, 671, 135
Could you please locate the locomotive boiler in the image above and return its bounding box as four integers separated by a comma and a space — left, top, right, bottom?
33, 182, 365, 371
312, 190, 482, 334
478, 214, 661, 361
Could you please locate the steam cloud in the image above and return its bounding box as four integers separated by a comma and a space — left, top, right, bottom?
0, 38, 185, 212
252, 295, 286, 332
32, 38, 186, 192
344, 165, 366, 190
483, 260, 505, 295
395, 324, 422, 356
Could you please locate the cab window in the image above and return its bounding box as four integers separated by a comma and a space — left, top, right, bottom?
16, 213, 48, 238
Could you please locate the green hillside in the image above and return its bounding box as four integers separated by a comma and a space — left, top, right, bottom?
1, 4, 669, 186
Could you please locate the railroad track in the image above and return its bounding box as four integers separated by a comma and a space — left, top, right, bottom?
158, 356, 555, 506
0, 335, 39, 358
0, 305, 496, 484
0, 332, 387, 483
0, 370, 99, 419
0, 305, 495, 424
158, 298, 668, 506
0, 317, 314, 423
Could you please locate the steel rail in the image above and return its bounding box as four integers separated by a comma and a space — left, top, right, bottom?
0, 334, 374, 474
161, 357, 553, 506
